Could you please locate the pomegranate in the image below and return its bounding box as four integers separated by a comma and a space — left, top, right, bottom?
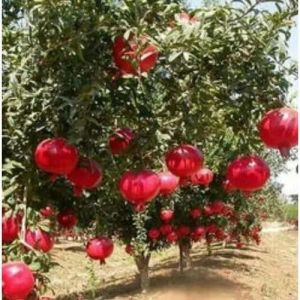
160, 224, 173, 236
2, 216, 19, 244
259, 107, 298, 157
148, 228, 160, 240
160, 209, 174, 223
206, 224, 218, 234
40, 206, 54, 218
86, 236, 114, 263
166, 231, 178, 243
203, 206, 214, 216
108, 128, 134, 155
190, 168, 214, 186
34, 138, 79, 179
190, 208, 201, 219
57, 209, 77, 228
165, 144, 204, 177
2, 262, 35, 300
222, 179, 236, 192
210, 201, 225, 215
67, 158, 103, 197
226, 155, 270, 192
125, 244, 134, 255
119, 170, 160, 211
176, 225, 190, 238
194, 226, 206, 237
25, 229, 54, 253
158, 172, 179, 196
113, 35, 158, 75
215, 229, 226, 240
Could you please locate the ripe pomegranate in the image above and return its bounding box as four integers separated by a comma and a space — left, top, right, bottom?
125, 244, 134, 255
226, 155, 270, 192
158, 172, 179, 196
236, 242, 243, 249
194, 226, 206, 237
222, 179, 236, 192
113, 35, 158, 75
67, 158, 103, 197
176, 225, 190, 238
34, 138, 79, 179
160, 209, 174, 223
2, 262, 35, 300
86, 236, 114, 264
2, 216, 19, 244
166, 231, 178, 243
210, 201, 225, 215
160, 224, 173, 236
57, 209, 77, 229
108, 128, 134, 155
165, 144, 204, 177
40, 206, 54, 218
205, 224, 218, 234
25, 229, 54, 253
119, 170, 160, 211
259, 107, 298, 157
215, 229, 226, 240
190, 168, 214, 186
190, 208, 201, 219
203, 206, 214, 216
148, 228, 160, 240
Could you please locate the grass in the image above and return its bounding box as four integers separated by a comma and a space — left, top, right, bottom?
282, 203, 298, 222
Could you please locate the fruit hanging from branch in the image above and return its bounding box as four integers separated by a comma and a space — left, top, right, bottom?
226, 155, 270, 193
113, 35, 159, 76
160, 209, 174, 223
108, 128, 134, 155
2, 262, 35, 300
2, 215, 19, 244
165, 144, 204, 177
190, 168, 214, 187
86, 236, 114, 264
25, 229, 54, 253
259, 107, 298, 157
118, 170, 161, 211
34, 138, 79, 181
67, 158, 103, 197
57, 209, 78, 229
158, 171, 179, 196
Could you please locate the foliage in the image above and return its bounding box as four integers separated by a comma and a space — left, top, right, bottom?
2, 0, 297, 294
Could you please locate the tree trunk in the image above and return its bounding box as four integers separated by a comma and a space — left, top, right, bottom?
207, 243, 212, 256
134, 252, 151, 292
178, 241, 192, 273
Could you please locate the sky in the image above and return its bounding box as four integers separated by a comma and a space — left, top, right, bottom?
187, 0, 298, 196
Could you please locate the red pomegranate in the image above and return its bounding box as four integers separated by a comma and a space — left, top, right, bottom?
40, 206, 54, 218
125, 244, 134, 255
25, 229, 54, 253
57, 209, 77, 228
222, 179, 236, 192
86, 236, 114, 263
176, 225, 190, 238
165, 144, 204, 177
67, 158, 103, 197
160, 209, 174, 223
226, 155, 270, 192
158, 172, 179, 196
108, 128, 134, 155
210, 201, 225, 215
203, 205, 214, 216
148, 228, 160, 240
2, 216, 19, 244
2, 262, 35, 300
160, 224, 173, 236
190, 208, 201, 219
119, 170, 160, 211
194, 226, 206, 237
259, 107, 298, 157
206, 224, 218, 234
215, 229, 226, 240
166, 231, 178, 243
34, 138, 79, 179
113, 35, 158, 75
190, 168, 214, 186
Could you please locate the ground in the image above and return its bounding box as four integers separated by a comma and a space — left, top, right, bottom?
47, 229, 297, 300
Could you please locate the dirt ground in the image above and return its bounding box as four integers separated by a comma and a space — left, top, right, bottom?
47, 229, 297, 300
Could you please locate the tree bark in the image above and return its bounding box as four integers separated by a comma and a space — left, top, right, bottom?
178, 241, 192, 273
134, 252, 151, 292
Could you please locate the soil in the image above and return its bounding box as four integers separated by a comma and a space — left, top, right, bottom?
46, 229, 297, 300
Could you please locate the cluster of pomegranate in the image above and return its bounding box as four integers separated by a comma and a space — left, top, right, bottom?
34, 138, 103, 196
